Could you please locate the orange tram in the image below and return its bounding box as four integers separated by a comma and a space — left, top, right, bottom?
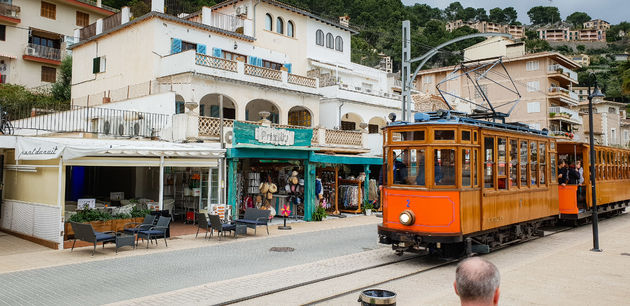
378, 111, 630, 256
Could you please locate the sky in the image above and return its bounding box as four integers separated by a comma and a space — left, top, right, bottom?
401, 0, 628, 25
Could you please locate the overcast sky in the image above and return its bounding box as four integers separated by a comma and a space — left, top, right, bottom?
401, 0, 628, 24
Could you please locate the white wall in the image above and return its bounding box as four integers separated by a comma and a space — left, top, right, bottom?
305, 19, 351, 65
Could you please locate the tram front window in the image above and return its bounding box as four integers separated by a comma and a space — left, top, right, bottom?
434, 149, 455, 186
391, 148, 425, 186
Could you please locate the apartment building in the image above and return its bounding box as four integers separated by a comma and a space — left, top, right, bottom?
446, 20, 525, 39
415, 37, 582, 140
583, 19, 610, 31
538, 26, 606, 42
0, 0, 116, 88
570, 54, 590, 67
578, 97, 628, 146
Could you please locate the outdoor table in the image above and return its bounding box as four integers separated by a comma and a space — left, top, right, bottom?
114, 233, 136, 253
234, 224, 247, 237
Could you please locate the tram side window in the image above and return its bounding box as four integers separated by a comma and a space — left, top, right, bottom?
473, 149, 479, 187
520, 140, 528, 187
392, 148, 425, 186
550, 153, 557, 183
539, 142, 546, 185
396, 131, 425, 142
462, 148, 472, 187
434, 130, 455, 141
462, 130, 471, 142
484, 137, 495, 188
435, 149, 456, 186
497, 138, 507, 190
416, 149, 426, 186
530, 141, 538, 186
509, 139, 518, 188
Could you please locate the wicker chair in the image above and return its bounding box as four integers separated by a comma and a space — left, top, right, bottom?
195, 213, 211, 239
208, 214, 236, 241
70, 222, 116, 256
123, 214, 156, 235
136, 216, 171, 248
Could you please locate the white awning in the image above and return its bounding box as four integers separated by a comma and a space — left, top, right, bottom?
0, 136, 225, 161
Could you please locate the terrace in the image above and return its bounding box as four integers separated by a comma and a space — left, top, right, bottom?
0, 2, 20, 23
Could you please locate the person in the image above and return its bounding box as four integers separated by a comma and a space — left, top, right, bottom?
393, 152, 408, 184
558, 160, 569, 185
575, 160, 584, 185
454, 257, 501, 306
568, 163, 580, 185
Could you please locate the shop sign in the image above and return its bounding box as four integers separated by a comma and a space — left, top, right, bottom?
255, 126, 295, 146
16, 138, 64, 160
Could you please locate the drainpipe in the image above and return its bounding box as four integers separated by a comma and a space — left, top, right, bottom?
338, 101, 344, 130
252, 0, 261, 38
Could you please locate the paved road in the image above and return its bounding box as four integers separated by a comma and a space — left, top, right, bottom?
0, 224, 379, 306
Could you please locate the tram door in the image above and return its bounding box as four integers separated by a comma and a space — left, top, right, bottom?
557, 143, 587, 210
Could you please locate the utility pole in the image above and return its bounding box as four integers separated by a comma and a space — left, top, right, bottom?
401, 21, 411, 122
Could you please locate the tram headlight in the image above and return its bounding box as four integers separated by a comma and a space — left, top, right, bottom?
399, 210, 415, 226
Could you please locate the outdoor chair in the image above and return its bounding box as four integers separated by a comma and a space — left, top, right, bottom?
235, 208, 270, 235
208, 214, 236, 241
136, 216, 171, 249
195, 212, 211, 239
123, 214, 156, 235
69, 222, 116, 256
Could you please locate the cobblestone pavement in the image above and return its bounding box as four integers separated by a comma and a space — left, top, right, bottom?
0, 223, 379, 306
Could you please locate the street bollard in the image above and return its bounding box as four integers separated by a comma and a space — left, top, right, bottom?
358, 289, 396, 306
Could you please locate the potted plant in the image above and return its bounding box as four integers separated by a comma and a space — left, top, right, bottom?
312, 203, 327, 221
549, 112, 556, 118
364, 200, 374, 216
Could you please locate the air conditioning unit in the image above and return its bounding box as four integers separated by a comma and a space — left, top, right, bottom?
235, 5, 248, 17
129, 119, 153, 138
223, 127, 234, 148
26, 47, 38, 56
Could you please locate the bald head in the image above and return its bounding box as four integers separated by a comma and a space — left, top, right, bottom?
455, 257, 500, 305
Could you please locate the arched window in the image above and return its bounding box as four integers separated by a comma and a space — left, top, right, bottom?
264, 13, 272, 31
326, 33, 334, 49
287, 20, 294, 37
276, 17, 284, 34
316, 29, 324, 46
335, 36, 343, 51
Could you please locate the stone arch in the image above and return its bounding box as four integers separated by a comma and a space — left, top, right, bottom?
368, 116, 387, 134
245, 99, 280, 124
199, 93, 237, 119
340, 112, 363, 131
287, 106, 313, 127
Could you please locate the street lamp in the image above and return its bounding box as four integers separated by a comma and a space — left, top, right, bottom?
587, 72, 605, 252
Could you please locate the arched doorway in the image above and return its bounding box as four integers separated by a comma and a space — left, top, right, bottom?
199, 94, 237, 119
287, 106, 312, 127
368, 116, 387, 134
340, 112, 363, 131
245, 99, 280, 123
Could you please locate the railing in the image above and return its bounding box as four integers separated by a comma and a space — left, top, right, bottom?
0, 2, 19, 19
549, 106, 583, 124
195, 54, 237, 72
74, 0, 119, 12
8, 104, 168, 138
24, 43, 61, 61
79, 23, 96, 41
548, 64, 578, 81
549, 86, 579, 102
244, 64, 282, 81
102, 12, 122, 32
72, 80, 162, 106
198, 117, 235, 137
211, 12, 244, 32
288, 74, 317, 88
324, 129, 362, 146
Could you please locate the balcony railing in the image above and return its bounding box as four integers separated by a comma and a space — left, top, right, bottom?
288, 73, 317, 88
549, 106, 583, 124
195, 54, 237, 72
548, 64, 578, 81
211, 12, 244, 32
0, 2, 20, 20
548, 86, 579, 102
24, 43, 61, 62
74, 0, 119, 12
244, 64, 282, 81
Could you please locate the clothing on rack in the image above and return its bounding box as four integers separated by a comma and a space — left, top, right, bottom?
339, 185, 359, 208
368, 179, 378, 202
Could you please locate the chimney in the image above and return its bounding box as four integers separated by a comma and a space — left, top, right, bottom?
97, 0, 102, 8
152, 0, 165, 14
201, 6, 212, 26
339, 15, 350, 27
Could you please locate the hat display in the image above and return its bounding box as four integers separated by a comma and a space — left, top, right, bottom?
291, 170, 298, 177
290, 176, 299, 185
269, 183, 278, 193
259, 182, 269, 194
299, 179, 304, 186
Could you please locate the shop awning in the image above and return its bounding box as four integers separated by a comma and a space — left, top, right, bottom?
0, 136, 225, 161
310, 153, 382, 165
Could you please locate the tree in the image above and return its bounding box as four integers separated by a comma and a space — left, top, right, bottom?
527, 6, 561, 25
503, 7, 518, 24
474, 8, 488, 22
554, 45, 572, 54
51, 56, 72, 102
444, 2, 464, 20
577, 45, 586, 53
129, 0, 150, 18
525, 29, 539, 40
566, 12, 591, 28
525, 39, 552, 53
457, 7, 477, 21
488, 7, 505, 23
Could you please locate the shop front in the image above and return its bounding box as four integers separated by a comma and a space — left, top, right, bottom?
227, 122, 381, 221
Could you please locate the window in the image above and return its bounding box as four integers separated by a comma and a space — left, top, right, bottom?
497, 138, 507, 190
92, 56, 106, 73
526, 60, 539, 71
221, 50, 245, 61
484, 137, 495, 188
392, 148, 424, 186
288, 110, 312, 127
539, 142, 546, 185
611, 128, 617, 143
527, 102, 540, 113
326, 33, 334, 49
335, 36, 343, 51
316, 30, 324, 46
262, 59, 282, 70
41, 66, 56, 83
461, 130, 471, 141
550, 153, 557, 183
76, 11, 89, 27
609, 107, 617, 114
434, 130, 455, 141
393, 131, 424, 142
341, 121, 355, 130
530, 141, 538, 186
510, 139, 518, 187
434, 149, 455, 186
527, 81, 540, 92
264, 14, 272, 31
462, 148, 472, 187
520, 140, 528, 186
473, 149, 478, 186
30, 35, 60, 49
423, 75, 434, 84
368, 124, 379, 134
181, 41, 196, 52
175, 101, 185, 114
287, 21, 294, 37
276, 17, 284, 34
0, 25, 5, 41
41, 1, 56, 19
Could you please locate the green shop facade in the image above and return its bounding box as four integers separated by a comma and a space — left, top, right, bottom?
227, 121, 381, 221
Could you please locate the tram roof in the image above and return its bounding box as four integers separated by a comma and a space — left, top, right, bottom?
388, 111, 549, 137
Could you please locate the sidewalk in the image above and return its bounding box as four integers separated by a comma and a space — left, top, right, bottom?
0, 214, 380, 274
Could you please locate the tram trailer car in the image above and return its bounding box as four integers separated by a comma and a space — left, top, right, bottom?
377, 112, 629, 256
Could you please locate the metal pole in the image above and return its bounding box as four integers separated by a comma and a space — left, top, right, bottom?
219, 95, 225, 205
401, 20, 411, 122
587, 79, 601, 252
159, 155, 164, 211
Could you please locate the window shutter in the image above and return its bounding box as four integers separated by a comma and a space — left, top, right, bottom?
171, 38, 182, 54
283, 63, 292, 74
197, 44, 206, 54
257, 57, 263, 67
210, 105, 219, 117
92, 57, 100, 73
212, 47, 222, 58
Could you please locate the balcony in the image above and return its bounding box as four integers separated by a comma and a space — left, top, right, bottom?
549, 106, 583, 125
73, 0, 119, 13
0, 2, 20, 23
211, 12, 244, 33
23, 43, 61, 65
548, 86, 579, 105
547, 64, 578, 84
160, 51, 319, 93
198, 116, 368, 152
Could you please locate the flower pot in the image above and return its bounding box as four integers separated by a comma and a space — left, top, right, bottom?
365, 209, 372, 216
